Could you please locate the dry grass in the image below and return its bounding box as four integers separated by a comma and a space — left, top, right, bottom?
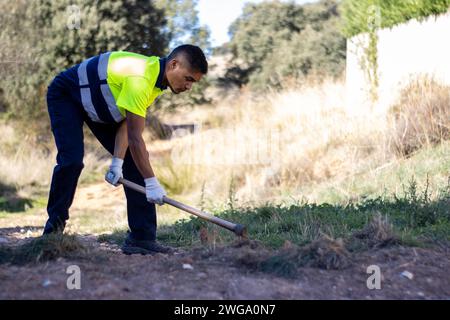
227, 214, 404, 278
389, 76, 450, 156
349, 212, 400, 251
0, 233, 89, 265
153, 76, 449, 206
0, 123, 54, 190
0, 122, 109, 196
259, 235, 352, 277
154, 78, 392, 205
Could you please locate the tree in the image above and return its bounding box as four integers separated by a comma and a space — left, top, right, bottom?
228, 1, 306, 73
0, 0, 45, 120
0, 0, 169, 122
34, 0, 169, 80
223, 0, 346, 90
154, 0, 211, 53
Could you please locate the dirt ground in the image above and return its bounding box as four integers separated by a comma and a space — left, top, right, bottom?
0, 228, 449, 300
0, 183, 449, 300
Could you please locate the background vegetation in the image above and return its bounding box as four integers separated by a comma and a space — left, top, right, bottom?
341, 0, 450, 38
222, 0, 346, 90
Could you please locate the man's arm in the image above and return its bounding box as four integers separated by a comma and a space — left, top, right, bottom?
125, 111, 166, 205
113, 120, 128, 160
125, 111, 155, 179
105, 110, 166, 204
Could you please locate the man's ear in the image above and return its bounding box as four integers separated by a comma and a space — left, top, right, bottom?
169, 59, 178, 70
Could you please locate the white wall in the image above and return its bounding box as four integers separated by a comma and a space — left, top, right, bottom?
346, 10, 450, 113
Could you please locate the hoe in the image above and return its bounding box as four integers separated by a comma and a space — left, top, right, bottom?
119, 178, 247, 238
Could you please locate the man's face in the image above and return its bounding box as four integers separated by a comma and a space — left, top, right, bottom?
165, 56, 203, 94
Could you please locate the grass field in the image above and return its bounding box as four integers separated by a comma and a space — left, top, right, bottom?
98, 141, 450, 251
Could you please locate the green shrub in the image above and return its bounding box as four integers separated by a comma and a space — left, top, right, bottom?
341, 0, 450, 38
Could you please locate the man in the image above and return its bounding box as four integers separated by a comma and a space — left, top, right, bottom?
43, 44, 208, 255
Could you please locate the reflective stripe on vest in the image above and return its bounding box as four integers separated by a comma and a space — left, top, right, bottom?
77, 57, 101, 122
77, 52, 125, 123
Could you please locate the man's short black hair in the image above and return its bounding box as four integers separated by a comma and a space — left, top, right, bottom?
167, 44, 208, 74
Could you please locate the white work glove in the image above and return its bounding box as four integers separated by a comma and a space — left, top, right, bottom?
105, 157, 123, 186
145, 177, 166, 206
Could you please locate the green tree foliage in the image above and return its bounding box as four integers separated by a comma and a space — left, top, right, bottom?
155, 0, 211, 51
341, 0, 450, 38
223, 0, 345, 90
0, 0, 39, 116
35, 0, 168, 72
0, 0, 168, 121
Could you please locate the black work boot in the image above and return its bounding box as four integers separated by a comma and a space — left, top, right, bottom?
122, 231, 173, 255
42, 218, 66, 236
